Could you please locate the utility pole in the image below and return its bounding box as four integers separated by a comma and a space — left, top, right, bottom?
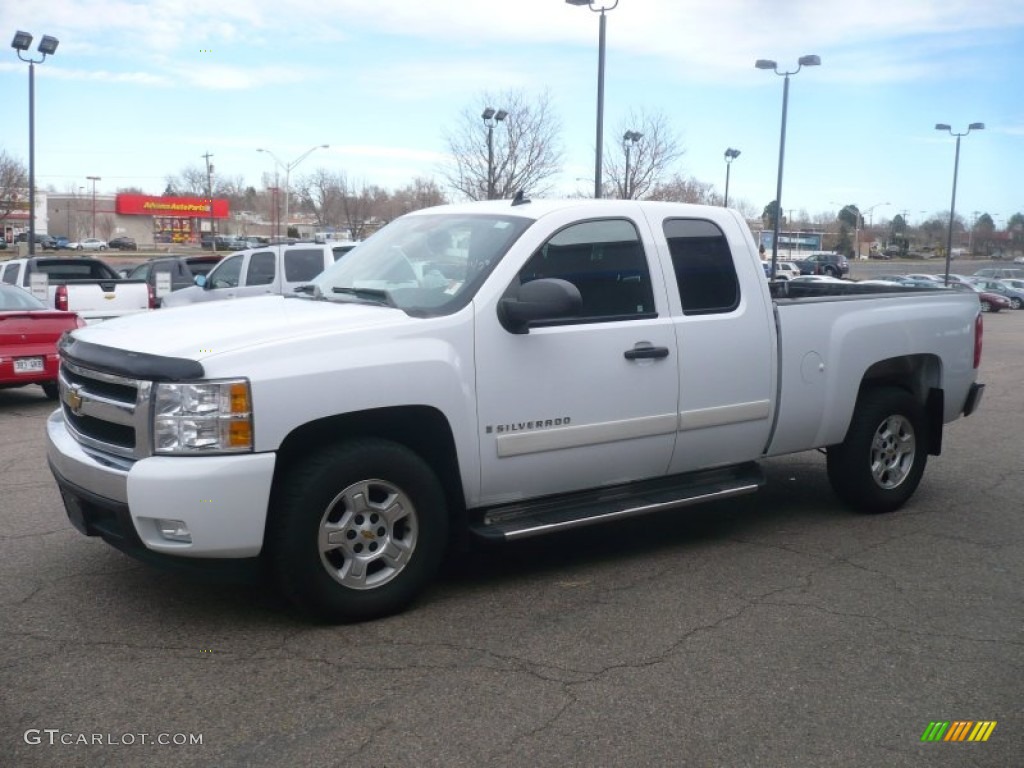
86, 176, 100, 238
201, 152, 215, 247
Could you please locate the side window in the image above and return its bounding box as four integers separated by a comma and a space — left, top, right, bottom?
518, 219, 655, 321
2, 263, 18, 284
128, 263, 151, 280
284, 248, 327, 282
663, 219, 740, 316
245, 251, 276, 286
209, 253, 243, 289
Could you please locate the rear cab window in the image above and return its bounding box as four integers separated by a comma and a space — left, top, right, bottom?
284, 248, 328, 283
662, 219, 740, 315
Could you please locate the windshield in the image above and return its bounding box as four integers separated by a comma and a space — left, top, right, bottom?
310, 213, 533, 315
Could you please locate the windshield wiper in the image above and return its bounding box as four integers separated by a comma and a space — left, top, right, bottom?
331, 287, 396, 306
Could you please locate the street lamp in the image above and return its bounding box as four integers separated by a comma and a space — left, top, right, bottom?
622, 130, 642, 199
756, 54, 821, 278
723, 148, 741, 208
566, 0, 619, 199
935, 122, 984, 285
11, 30, 59, 256
482, 107, 508, 200
860, 201, 889, 258
86, 176, 101, 238
202, 153, 215, 246
256, 144, 329, 238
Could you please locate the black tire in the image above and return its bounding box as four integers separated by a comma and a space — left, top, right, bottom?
1010, 297, 1022, 310
823, 266, 837, 277
979, 300, 991, 312
269, 439, 449, 622
76, 245, 83, 250
826, 387, 928, 514
41, 381, 59, 400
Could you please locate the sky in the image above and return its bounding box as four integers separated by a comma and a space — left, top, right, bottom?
2, 0, 1023, 228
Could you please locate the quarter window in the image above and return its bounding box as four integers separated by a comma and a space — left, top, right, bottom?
663, 219, 740, 315
518, 219, 655, 321
2, 263, 17, 284
284, 248, 326, 282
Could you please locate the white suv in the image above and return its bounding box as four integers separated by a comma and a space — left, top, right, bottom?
162, 242, 353, 307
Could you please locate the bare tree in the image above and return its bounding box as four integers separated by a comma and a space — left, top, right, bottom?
441, 89, 563, 201
645, 174, 718, 204
295, 168, 345, 229
338, 175, 377, 240
604, 110, 684, 199
0, 149, 28, 222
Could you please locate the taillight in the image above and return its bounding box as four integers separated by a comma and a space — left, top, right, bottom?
148, 284, 157, 309
55, 285, 68, 311
973, 312, 983, 369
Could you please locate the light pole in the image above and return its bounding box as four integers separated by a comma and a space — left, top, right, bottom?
756, 54, 821, 278
481, 107, 508, 200
11, 31, 59, 256
86, 176, 101, 238
256, 144, 329, 238
622, 130, 642, 199
566, 0, 619, 199
202, 153, 215, 246
935, 122, 984, 285
723, 148, 740, 207
861, 201, 889, 258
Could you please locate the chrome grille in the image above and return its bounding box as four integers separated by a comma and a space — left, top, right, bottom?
59, 359, 153, 461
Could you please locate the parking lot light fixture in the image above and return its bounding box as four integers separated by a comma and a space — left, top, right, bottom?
723, 148, 740, 207
566, 0, 620, 199
756, 54, 820, 278
257, 144, 329, 237
622, 130, 642, 199
935, 122, 984, 285
11, 30, 59, 256
482, 108, 509, 199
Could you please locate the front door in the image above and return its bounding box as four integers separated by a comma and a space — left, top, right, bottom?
474, 215, 679, 506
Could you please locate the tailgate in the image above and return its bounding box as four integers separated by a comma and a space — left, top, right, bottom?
61, 279, 150, 314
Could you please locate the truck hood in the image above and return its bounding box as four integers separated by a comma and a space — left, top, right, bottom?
69, 296, 409, 360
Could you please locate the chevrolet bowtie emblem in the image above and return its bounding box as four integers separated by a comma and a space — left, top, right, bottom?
65, 386, 84, 415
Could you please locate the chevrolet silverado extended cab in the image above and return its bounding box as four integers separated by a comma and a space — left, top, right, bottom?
2, 257, 151, 323
46, 199, 985, 622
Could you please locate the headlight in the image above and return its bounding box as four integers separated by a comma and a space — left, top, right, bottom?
153, 379, 253, 455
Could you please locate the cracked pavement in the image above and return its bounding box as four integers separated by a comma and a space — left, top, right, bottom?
2, 316, 1021, 768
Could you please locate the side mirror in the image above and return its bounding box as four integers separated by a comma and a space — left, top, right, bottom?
194, 275, 207, 288
498, 278, 582, 334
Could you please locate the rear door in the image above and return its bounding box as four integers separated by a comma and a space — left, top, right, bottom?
650, 215, 774, 472
235, 250, 279, 298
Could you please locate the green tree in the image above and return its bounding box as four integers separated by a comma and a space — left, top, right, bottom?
838, 204, 860, 229
762, 200, 781, 229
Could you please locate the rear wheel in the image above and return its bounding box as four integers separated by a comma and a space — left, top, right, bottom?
826, 387, 928, 513
269, 439, 449, 622
41, 382, 59, 400
823, 265, 838, 277
980, 300, 991, 312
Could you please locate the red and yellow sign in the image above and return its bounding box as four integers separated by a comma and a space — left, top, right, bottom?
116, 194, 229, 219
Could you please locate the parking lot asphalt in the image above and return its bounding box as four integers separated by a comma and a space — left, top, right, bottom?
1, 292, 1021, 767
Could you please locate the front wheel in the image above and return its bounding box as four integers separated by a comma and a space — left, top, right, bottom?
1010, 297, 1022, 310
269, 439, 449, 622
826, 387, 928, 513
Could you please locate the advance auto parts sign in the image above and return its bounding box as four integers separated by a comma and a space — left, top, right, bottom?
116, 194, 230, 219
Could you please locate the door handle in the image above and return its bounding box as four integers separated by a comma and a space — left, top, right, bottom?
624, 345, 670, 360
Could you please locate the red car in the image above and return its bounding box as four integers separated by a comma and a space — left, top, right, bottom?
0, 284, 84, 400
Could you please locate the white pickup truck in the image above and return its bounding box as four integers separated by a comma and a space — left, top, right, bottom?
45, 199, 984, 622
2, 256, 151, 323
